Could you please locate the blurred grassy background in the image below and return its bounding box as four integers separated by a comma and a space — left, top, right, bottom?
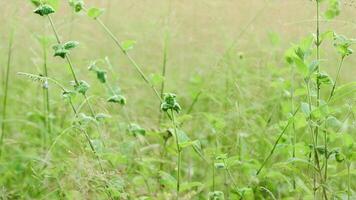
0, 0, 355, 198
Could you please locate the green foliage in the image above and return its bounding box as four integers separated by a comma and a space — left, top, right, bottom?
208, 191, 225, 200
121, 40, 136, 52
87, 7, 104, 19
69, 0, 84, 12
88, 61, 107, 83
107, 95, 126, 105
160, 93, 181, 113
333, 34, 354, 58
33, 4, 55, 16
73, 80, 90, 95
52, 41, 79, 58
128, 123, 146, 136
324, 0, 340, 19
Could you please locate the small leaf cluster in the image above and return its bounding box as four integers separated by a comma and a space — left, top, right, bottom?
69, 0, 84, 12
88, 61, 107, 83
52, 41, 79, 59
333, 34, 354, 58
73, 80, 90, 95
160, 93, 181, 113
34, 4, 55, 16
107, 95, 126, 105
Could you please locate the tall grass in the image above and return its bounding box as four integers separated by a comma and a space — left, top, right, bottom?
0, 31, 14, 157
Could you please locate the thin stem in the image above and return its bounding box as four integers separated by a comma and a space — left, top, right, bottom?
347, 162, 351, 200
256, 107, 300, 175
94, 17, 162, 102
0, 31, 14, 157
42, 38, 51, 146
306, 79, 328, 200
47, 15, 99, 118
291, 63, 296, 190
171, 109, 181, 199
328, 57, 345, 101
158, 33, 169, 125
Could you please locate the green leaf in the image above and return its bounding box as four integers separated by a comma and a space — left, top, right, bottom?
317, 72, 333, 85
34, 4, 55, 16
74, 80, 90, 95
69, 0, 84, 12
107, 95, 126, 105
292, 57, 308, 77
52, 44, 68, 58
301, 102, 311, 116
158, 171, 176, 190
330, 82, 356, 102
64, 41, 79, 50
128, 123, 146, 136
324, 0, 340, 20
208, 191, 225, 200
87, 7, 104, 19
96, 70, 107, 83
149, 73, 164, 86
160, 93, 181, 113
121, 40, 136, 52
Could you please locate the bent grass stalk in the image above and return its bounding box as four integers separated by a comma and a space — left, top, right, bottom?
0, 31, 14, 158
256, 107, 300, 175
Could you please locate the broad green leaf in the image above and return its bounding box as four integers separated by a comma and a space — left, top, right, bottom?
34, 4, 55, 16
292, 57, 308, 76
87, 7, 104, 19
121, 40, 136, 52
64, 41, 79, 50
107, 95, 126, 105
74, 80, 90, 95
324, 0, 340, 20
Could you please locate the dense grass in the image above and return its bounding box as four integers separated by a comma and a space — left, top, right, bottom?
0, 0, 355, 199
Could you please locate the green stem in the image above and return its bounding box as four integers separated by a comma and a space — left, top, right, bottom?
158, 34, 169, 124
328, 57, 345, 101
347, 163, 351, 200
42, 38, 51, 146
171, 109, 181, 199
256, 107, 300, 175
0, 31, 14, 158
94, 17, 162, 102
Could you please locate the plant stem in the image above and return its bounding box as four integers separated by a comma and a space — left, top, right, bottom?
347, 162, 351, 200
291, 61, 296, 190
315, 2, 329, 199
306, 79, 328, 200
47, 15, 101, 119
42, 37, 51, 146
158, 33, 169, 124
0, 31, 14, 158
256, 107, 300, 175
328, 57, 345, 101
94, 17, 162, 102
171, 109, 181, 199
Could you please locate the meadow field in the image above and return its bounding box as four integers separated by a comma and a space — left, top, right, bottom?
0, 0, 355, 199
